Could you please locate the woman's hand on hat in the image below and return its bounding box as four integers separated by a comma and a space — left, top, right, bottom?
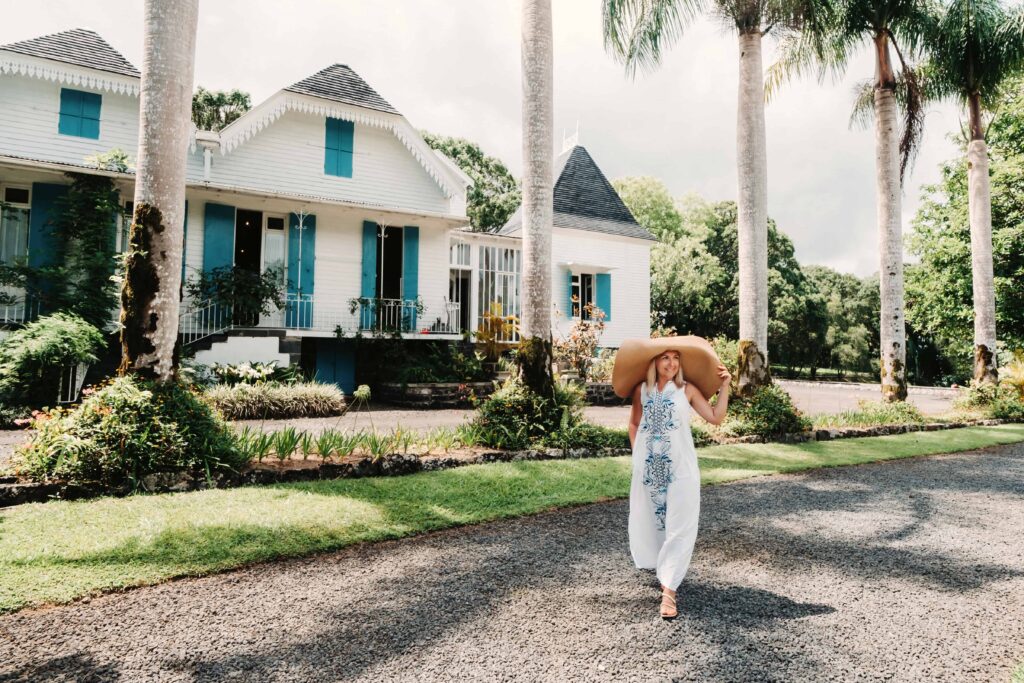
717, 364, 731, 390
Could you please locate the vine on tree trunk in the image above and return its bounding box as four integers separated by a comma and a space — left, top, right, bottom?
118, 203, 163, 379
973, 344, 997, 385
737, 339, 771, 398
517, 335, 554, 400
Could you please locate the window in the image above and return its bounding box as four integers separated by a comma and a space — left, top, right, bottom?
1, 186, 31, 265
571, 273, 594, 319
263, 215, 287, 284
478, 245, 521, 320
116, 200, 134, 253
58, 88, 101, 139
450, 240, 470, 267
324, 118, 354, 177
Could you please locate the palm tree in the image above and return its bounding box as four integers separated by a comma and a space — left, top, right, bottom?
603, 0, 818, 397
924, 0, 1024, 384
119, 0, 200, 380
519, 0, 556, 398
768, 0, 932, 402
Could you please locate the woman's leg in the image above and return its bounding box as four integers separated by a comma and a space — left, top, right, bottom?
629, 467, 665, 569
655, 461, 701, 592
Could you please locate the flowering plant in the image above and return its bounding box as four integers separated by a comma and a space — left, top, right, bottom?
553, 301, 606, 380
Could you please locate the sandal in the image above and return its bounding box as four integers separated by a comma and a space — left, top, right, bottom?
660, 589, 678, 620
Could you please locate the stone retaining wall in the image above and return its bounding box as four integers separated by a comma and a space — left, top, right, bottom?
378, 381, 495, 408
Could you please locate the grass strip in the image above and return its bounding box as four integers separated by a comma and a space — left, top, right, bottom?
1, 424, 1022, 614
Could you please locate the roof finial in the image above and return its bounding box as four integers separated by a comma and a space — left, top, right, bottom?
561, 120, 579, 153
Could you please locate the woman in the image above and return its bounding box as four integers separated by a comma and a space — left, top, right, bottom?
628, 350, 731, 619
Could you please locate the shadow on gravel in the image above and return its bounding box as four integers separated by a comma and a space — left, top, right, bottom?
700, 452, 1024, 591
0, 652, 122, 683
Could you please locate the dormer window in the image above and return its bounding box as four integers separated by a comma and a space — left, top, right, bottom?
324, 118, 354, 178
58, 88, 102, 139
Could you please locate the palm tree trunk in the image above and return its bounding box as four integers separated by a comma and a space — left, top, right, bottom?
873, 36, 907, 401
119, 0, 199, 381
518, 0, 555, 398
736, 30, 771, 397
966, 93, 998, 384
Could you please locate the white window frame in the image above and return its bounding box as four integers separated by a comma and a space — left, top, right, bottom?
1, 184, 32, 265
571, 271, 595, 320
262, 213, 289, 277
450, 238, 471, 269
115, 200, 134, 253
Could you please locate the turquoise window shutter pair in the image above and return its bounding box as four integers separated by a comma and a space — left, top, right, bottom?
359, 222, 419, 331
324, 118, 354, 177
58, 88, 101, 139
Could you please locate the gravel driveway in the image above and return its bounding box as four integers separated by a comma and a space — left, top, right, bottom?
3, 443, 1022, 682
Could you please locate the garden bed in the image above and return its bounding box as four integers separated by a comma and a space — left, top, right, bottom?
0, 417, 1007, 508
378, 381, 495, 408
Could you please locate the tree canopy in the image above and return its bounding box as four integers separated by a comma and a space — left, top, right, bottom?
421, 132, 521, 231
191, 87, 252, 132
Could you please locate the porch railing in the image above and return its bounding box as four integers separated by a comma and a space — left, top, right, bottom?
178, 295, 462, 345
0, 296, 40, 326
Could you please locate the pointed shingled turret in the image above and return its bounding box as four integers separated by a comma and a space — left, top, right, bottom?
0, 28, 139, 77
285, 64, 399, 115
498, 146, 655, 241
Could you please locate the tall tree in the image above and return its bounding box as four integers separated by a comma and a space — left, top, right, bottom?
191, 86, 251, 132
603, 0, 819, 397
421, 132, 522, 231
922, 0, 1024, 383
518, 0, 556, 398
119, 0, 200, 380
768, 0, 932, 401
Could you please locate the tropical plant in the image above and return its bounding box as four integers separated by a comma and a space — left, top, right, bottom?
554, 302, 607, 379
767, 0, 936, 402
421, 132, 522, 231
0, 314, 105, 408
519, 0, 556, 400
191, 86, 252, 131
473, 374, 584, 450
186, 265, 286, 327
204, 381, 345, 420
918, 0, 1024, 383
120, 0, 199, 380
721, 384, 811, 437
604, 0, 823, 397
476, 301, 518, 364
273, 427, 301, 462
15, 376, 244, 489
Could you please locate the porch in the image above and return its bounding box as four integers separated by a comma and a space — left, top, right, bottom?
179, 294, 463, 345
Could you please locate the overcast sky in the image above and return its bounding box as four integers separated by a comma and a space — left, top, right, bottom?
4, 0, 966, 277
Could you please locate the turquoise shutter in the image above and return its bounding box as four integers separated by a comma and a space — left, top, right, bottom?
79, 91, 101, 139
564, 268, 573, 318
596, 273, 611, 322
286, 213, 316, 327
325, 118, 354, 177
202, 202, 235, 273
402, 226, 419, 330
28, 183, 68, 270
58, 89, 82, 137
360, 221, 378, 328
181, 200, 189, 284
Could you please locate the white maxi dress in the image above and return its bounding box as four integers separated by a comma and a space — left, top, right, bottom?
629, 381, 701, 591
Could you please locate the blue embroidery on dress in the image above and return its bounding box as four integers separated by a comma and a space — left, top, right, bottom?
639, 386, 676, 530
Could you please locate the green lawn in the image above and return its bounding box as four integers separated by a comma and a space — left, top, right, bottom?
2, 424, 1023, 614
1012, 661, 1024, 683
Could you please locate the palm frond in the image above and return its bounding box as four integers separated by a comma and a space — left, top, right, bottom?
602, 0, 706, 77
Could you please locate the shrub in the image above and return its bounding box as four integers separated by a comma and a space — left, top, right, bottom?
553, 302, 606, 379
210, 361, 303, 386
540, 422, 630, 450
722, 384, 810, 437
473, 376, 583, 450
954, 380, 1001, 411
0, 313, 105, 408
710, 337, 739, 392
690, 422, 715, 447
186, 265, 286, 326
588, 348, 616, 383
992, 395, 1024, 421
204, 381, 345, 420
16, 376, 244, 488
0, 403, 31, 430
814, 400, 926, 428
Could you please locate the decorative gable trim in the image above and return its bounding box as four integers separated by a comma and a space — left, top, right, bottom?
0, 51, 139, 96
217, 92, 459, 199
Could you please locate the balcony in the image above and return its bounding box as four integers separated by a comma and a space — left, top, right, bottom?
179, 294, 463, 345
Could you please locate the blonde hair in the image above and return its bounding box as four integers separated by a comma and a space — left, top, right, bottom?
645, 352, 685, 391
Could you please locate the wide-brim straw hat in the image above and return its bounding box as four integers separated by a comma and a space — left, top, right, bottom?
612, 336, 722, 400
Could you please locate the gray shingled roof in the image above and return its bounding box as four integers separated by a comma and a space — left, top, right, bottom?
497, 146, 655, 241
285, 64, 399, 115
0, 28, 139, 77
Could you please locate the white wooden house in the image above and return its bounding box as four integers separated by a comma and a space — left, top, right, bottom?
0, 28, 654, 391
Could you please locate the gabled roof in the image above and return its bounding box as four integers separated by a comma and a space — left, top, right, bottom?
284, 64, 399, 115
497, 146, 655, 241
0, 28, 139, 78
